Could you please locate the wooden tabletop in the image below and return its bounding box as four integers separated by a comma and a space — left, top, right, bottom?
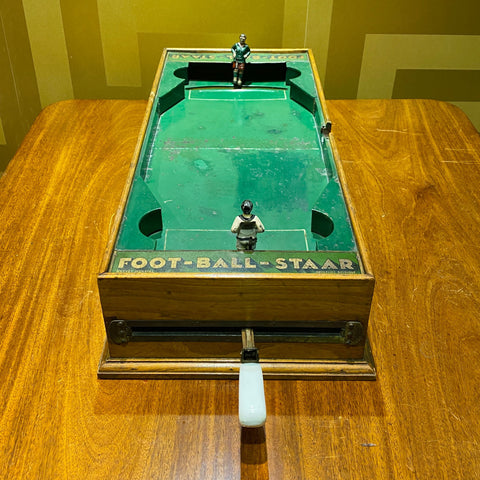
1, 99, 479, 479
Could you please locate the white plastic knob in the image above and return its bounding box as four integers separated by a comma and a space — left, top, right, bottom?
239, 363, 266, 427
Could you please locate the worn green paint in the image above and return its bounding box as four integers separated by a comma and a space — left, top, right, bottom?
113, 51, 359, 270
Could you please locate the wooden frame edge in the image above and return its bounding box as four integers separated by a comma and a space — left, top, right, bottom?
98, 341, 376, 380
99, 49, 168, 273
308, 49, 374, 276
98, 270, 375, 281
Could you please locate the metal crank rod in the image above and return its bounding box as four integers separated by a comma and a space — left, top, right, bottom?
239, 328, 266, 428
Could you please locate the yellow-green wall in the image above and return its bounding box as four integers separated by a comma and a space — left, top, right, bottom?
1, 0, 479, 172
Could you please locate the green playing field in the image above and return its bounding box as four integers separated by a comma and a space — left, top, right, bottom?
114, 52, 357, 257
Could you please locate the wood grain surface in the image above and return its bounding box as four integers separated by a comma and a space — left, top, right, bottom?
1, 99, 479, 479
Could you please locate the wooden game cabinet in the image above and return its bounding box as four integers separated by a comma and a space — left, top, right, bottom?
97, 48, 376, 379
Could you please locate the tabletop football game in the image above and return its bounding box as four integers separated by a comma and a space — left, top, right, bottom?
97, 47, 376, 383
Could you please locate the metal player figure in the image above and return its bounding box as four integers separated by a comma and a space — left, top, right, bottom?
231, 34, 250, 87
231, 200, 265, 251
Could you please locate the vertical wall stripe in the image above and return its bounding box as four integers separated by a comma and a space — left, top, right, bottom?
304, 0, 310, 47
305, 0, 333, 83
0, 118, 6, 145
97, 0, 141, 87
22, 0, 73, 107
282, 0, 308, 48
282, 0, 333, 82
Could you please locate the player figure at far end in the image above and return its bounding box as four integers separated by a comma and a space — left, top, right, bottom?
231, 34, 250, 87
231, 200, 265, 251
